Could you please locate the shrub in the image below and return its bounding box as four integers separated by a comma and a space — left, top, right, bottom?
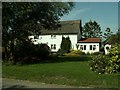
64, 50, 86, 56
89, 54, 109, 74
57, 49, 64, 56
92, 52, 101, 55
12, 41, 50, 64
86, 52, 90, 55
90, 44, 120, 74
105, 44, 120, 74
100, 47, 104, 52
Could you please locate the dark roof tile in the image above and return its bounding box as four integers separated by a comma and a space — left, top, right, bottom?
40, 20, 81, 35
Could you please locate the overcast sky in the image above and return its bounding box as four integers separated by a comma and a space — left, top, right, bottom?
60, 2, 118, 34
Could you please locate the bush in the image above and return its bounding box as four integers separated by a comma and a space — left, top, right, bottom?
12, 40, 50, 64
92, 52, 101, 55
64, 50, 86, 56
57, 49, 65, 56
105, 44, 120, 74
89, 54, 109, 74
100, 47, 104, 52
90, 44, 120, 74
86, 52, 90, 55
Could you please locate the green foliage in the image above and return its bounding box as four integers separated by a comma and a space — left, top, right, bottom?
86, 52, 91, 55
103, 28, 113, 40
64, 49, 86, 56
107, 33, 120, 45
60, 36, 71, 54
2, 2, 74, 61
92, 52, 101, 55
10, 41, 50, 65
99, 47, 105, 54
76, 44, 79, 50
3, 57, 118, 88
82, 20, 102, 38
106, 44, 120, 74
90, 44, 120, 74
90, 54, 109, 74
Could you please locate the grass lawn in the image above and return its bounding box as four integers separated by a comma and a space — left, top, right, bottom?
2, 56, 119, 89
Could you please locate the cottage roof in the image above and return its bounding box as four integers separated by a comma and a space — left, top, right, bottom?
78, 38, 101, 43
40, 20, 81, 35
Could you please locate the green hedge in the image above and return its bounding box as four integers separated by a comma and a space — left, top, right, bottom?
90, 44, 120, 74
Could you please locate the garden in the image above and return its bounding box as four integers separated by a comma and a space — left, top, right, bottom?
2, 56, 119, 89
2, 2, 120, 89
2, 33, 120, 89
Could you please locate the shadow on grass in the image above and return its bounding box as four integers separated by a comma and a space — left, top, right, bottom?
44, 55, 92, 63
3, 55, 92, 66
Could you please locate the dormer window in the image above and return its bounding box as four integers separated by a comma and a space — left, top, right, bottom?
51, 35, 56, 39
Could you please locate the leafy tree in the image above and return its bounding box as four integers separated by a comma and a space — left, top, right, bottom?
82, 20, 102, 38
2, 2, 74, 61
60, 36, 71, 54
107, 33, 120, 45
103, 28, 113, 40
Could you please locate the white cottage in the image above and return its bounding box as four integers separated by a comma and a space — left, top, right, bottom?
29, 20, 101, 53
77, 38, 101, 54
29, 20, 82, 52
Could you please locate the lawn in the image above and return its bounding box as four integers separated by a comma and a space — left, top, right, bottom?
2, 56, 119, 89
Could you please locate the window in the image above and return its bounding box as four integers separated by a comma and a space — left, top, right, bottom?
51, 44, 56, 50
80, 45, 83, 50
90, 45, 92, 50
51, 35, 56, 39
84, 45, 86, 50
93, 45, 96, 50
53, 44, 56, 49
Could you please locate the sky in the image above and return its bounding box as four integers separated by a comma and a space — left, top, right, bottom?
60, 2, 118, 34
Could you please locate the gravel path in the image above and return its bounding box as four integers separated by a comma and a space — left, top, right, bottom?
2, 78, 77, 89
2, 78, 116, 90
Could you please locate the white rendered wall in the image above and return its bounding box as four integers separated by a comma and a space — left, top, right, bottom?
29, 34, 77, 52
104, 44, 111, 55
77, 43, 100, 54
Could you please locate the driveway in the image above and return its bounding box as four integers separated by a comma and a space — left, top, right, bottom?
2, 78, 116, 90
2, 78, 76, 89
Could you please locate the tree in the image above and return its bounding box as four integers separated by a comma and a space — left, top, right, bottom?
107, 33, 120, 45
60, 36, 71, 54
66, 36, 71, 52
103, 27, 113, 40
2, 2, 74, 61
82, 20, 102, 38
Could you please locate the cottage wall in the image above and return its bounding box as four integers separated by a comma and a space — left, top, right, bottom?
29, 34, 77, 52
77, 43, 100, 54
